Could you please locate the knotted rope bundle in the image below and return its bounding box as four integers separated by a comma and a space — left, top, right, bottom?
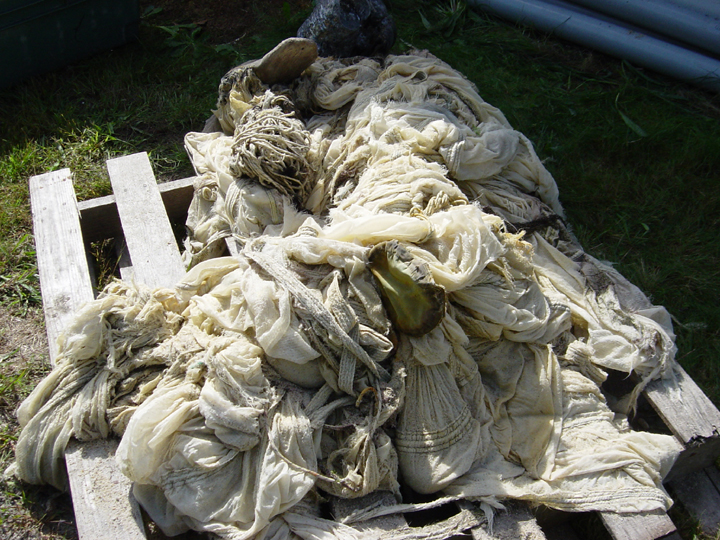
230, 94, 312, 203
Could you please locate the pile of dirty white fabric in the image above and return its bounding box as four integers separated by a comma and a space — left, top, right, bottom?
13, 47, 681, 539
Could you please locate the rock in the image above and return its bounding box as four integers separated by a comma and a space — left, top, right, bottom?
297, 0, 396, 58
250, 37, 318, 85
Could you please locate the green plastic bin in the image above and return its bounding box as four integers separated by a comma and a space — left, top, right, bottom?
0, 0, 140, 88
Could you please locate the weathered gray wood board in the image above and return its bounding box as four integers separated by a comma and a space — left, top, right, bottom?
331, 492, 487, 539
64, 153, 188, 539
116, 236, 135, 282
29, 168, 148, 539
65, 439, 145, 540
600, 509, 680, 540
77, 175, 194, 244
30, 169, 95, 364
644, 365, 720, 480
331, 492, 410, 536
600, 509, 681, 540
106, 152, 186, 289
470, 502, 547, 540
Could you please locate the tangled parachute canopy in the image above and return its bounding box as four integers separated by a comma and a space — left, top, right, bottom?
13, 43, 680, 539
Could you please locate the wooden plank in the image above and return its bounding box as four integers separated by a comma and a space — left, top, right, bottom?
29, 169, 95, 364
31, 168, 149, 540
470, 502, 547, 540
670, 467, 720, 536
331, 492, 409, 535
646, 365, 720, 444
77, 176, 195, 244
65, 439, 146, 540
106, 153, 186, 289
332, 494, 528, 539
643, 366, 720, 479
600, 509, 680, 540
76, 192, 121, 245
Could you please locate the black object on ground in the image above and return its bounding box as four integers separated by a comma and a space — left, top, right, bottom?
297, 0, 396, 58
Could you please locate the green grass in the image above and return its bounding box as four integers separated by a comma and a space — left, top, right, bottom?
0, 1, 719, 537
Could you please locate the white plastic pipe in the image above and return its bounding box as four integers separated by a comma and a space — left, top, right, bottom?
469, 0, 720, 92
566, 0, 720, 57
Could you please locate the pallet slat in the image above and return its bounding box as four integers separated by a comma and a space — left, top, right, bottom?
470, 501, 547, 540
332, 493, 488, 539
331, 492, 409, 536
75, 153, 191, 539
106, 152, 186, 288
29, 169, 95, 365
116, 237, 135, 282
644, 366, 720, 480
76, 176, 195, 244
497, 506, 548, 540
65, 439, 145, 540
29, 168, 148, 540
62, 153, 192, 540
600, 509, 680, 540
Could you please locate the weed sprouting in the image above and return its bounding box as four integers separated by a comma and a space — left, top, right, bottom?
155, 21, 245, 63
89, 239, 121, 291
418, 0, 468, 37
0, 274, 40, 314
157, 23, 207, 57
0, 235, 40, 314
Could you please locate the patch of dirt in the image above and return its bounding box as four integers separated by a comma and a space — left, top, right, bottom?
141, 0, 309, 44
0, 306, 77, 540
0, 306, 48, 364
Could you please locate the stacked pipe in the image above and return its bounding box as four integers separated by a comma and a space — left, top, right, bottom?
468, 0, 720, 92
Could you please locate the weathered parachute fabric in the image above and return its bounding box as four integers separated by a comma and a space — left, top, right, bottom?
13, 50, 682, 538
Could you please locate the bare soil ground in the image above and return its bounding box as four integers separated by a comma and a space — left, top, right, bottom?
0, 306, 77, 539
146, 0, 300, 44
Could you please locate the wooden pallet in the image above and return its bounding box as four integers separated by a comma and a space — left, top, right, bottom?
29, 152, 720, 539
